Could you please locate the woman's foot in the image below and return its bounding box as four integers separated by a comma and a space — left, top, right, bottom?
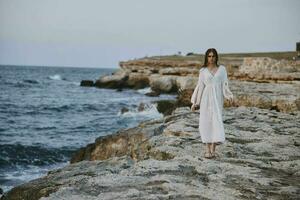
204, 152, 213, 159
211, 152, 217, 158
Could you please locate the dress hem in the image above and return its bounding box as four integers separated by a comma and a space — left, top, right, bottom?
201, 140, 225, 145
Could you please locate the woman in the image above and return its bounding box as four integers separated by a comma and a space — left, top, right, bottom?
190, 48, 234, 159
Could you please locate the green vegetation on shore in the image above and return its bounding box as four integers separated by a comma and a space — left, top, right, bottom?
141, 51, 297, 61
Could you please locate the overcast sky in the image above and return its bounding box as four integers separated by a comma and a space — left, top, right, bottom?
0, 0, 299, 68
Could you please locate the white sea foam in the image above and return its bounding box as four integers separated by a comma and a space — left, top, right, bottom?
48, 74, 64, 81
71, 81, 80, 86
1, 162, 69, 192
117, 103, 163, 119
136, 87, 152, 95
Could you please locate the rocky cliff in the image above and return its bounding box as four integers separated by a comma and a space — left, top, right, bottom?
2, 107, 299, 199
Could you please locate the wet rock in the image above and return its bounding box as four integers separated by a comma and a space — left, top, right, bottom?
80, 80, 94, 87
145, 90, 160, 97
154, 100, 177, 116
137, 102, 145, 112
120, 107, 129, 114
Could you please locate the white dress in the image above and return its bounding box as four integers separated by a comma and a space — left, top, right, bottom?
191, 65, 233, 144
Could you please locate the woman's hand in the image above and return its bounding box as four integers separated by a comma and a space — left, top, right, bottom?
191, 104, 199, 112
230, 97, 239, 107
228, 97, 235, 106
191, 104, 195, 112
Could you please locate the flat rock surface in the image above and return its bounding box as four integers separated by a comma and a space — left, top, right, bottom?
3, 106, 299, 200
228, 80, 300, 112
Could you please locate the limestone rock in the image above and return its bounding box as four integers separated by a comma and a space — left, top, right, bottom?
149, 75, 178, 93
182, 80, 300, 113
70, 118, 165, 163
126, 73, 149, 89
230, 57, 300, 82
159, 67, 198, 76
3, 107, 299, 200
175, 76, 198, 90
94, 71, 129, 89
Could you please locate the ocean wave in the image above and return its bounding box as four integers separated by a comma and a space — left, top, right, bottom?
0, 80, 15, 86
41, 105, 72, 112
0, 144, 74, 168
70, 81, 80, 86
23, 79, 39, 84
136, 87, 152, 95
4, 103, 106, 116
0, 161, 69, 193
80, 104, 107, 112
10, 80, 42, 88
117, 102, 162, 119
47, 74, 66, 81
33, 126, 57, 131
40, 104, 105, 113
14, 82, 30, 88
2, 79, 40, 88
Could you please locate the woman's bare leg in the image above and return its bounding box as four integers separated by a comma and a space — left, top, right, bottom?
205, 143, 213, 158
209, 143, 213, 154
207, 143, 211, 153
211, 143, 216, 157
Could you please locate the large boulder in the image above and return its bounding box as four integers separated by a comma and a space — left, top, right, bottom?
175, 76, 198, 90
94, 71, 129, 89
149, 75, 178, 93
154, 99, 177, 116
126, 73, 149, 89
70, 118, 164, 163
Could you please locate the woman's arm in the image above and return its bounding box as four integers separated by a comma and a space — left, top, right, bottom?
191, 69, 205, 107
222, 66, 234, 100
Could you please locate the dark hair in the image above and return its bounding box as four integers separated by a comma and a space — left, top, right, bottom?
201, 48, 219, 68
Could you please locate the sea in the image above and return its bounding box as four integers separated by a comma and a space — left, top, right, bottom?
0, 65, 176, 192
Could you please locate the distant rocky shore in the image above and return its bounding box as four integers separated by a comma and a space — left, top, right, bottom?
2, 52, 300, 200
82, 53, 300, 113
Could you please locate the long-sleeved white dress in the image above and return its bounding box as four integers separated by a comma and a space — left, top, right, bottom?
191, 65, 233, 144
